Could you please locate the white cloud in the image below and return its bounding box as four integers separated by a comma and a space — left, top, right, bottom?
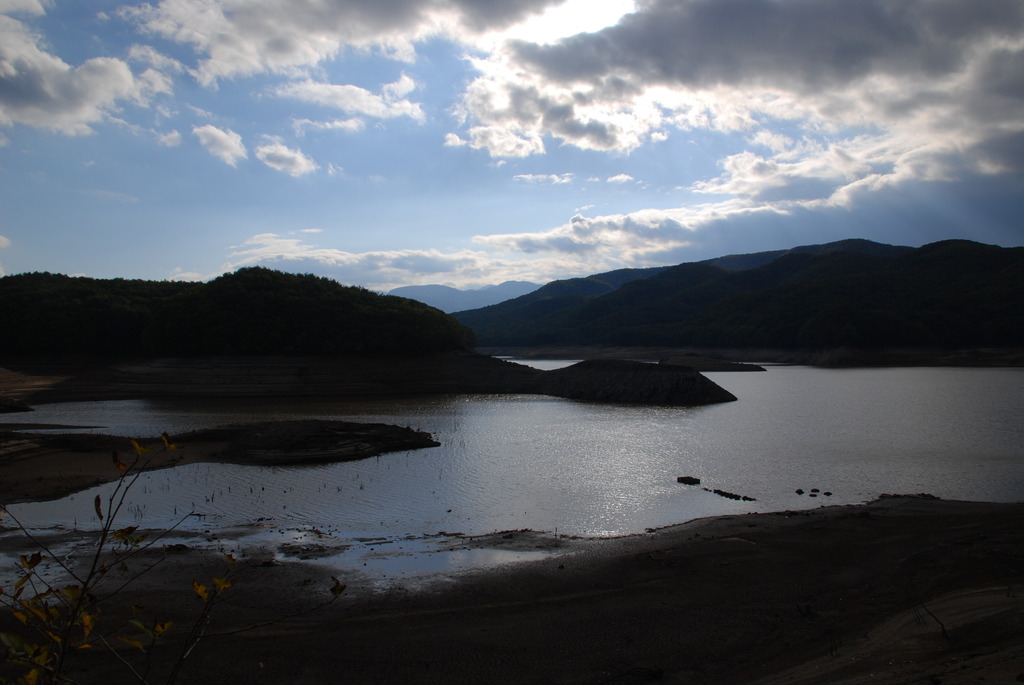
192, 124, 247, 166
293, 117, 365, 135
471, 201, 779, 268
464, 125, 545, 157
158, 129, 182, 146
224, 226, 709, 291
255, 139, 319, 177
382, 73, 416, 99
122, 0, 566, 86
128, 43, 186, 76
691, 132, 942, 208
0, 13, 141, 135
607, 173, 634, 183
513, 172, 573, 184
274, 77, 424, 122
751, 130, 793, 153
443, 132, 467, 147
224, 232, 492, 290
0, 1, 46, 17
167, 266, 205, 281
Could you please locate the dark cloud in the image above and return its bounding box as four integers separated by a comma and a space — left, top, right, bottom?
514, 0, 1024, 91
541, 102, 618, 148
489, 0, 1024, 176
973, 131, 1024, 175
450, 0, 565, 32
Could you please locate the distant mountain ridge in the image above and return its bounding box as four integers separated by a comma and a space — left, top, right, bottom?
394, 239, 907, 314
454, 239, 1024, 350
699, 238, 911, 270
387, 281, 541, 313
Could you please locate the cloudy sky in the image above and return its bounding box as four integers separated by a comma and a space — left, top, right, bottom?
1, 0, 1022, 290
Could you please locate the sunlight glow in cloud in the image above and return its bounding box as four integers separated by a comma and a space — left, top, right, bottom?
458, 0, 1024, 194
496, 0, 636, 44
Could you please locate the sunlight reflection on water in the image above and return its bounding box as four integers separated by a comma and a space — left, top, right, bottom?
2, 365, 1022, 584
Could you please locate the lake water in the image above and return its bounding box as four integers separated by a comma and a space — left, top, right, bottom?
1, 364, 1022, 584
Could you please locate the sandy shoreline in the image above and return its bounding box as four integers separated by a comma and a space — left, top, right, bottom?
3, 480, 1023, 683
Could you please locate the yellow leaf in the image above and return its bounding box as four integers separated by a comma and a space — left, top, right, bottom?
81, 613, 95, 639
20, 552, 42, 569
213, 576, 233, 592
161, 432, 179, 450
112, 450, 127, 473
192, 580, 208, 601
153, 621, 173, 637
330, 576, 346, 597
113, 525, 138, 540
129, 439, 150, 456
19, 602, 47, 622
118, 636, 147, 652
94, 495, 103, 521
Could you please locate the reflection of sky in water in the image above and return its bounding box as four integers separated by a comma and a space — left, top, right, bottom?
2, 367, 1022, 558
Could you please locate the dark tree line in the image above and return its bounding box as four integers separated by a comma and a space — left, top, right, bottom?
0, 267, 474, 357
456, 240, 1024, 350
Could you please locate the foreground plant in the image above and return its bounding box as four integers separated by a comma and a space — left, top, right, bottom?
1, 433, 345, 684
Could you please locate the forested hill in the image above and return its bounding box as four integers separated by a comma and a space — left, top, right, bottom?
455, 240, 1024, 349
452, 238, 904, 342
0, 267, 474, 357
